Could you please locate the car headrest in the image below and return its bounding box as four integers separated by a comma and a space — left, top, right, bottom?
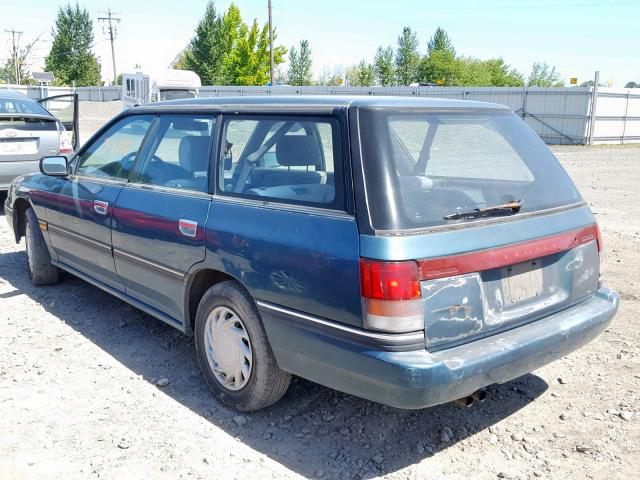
179, 136, 211, 174
275, 136, 321, 167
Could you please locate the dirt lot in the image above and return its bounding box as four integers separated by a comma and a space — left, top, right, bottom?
0, 141, 638, 480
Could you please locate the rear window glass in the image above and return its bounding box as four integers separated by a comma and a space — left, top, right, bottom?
0, 97, 51, 116
358, 110, 582, 230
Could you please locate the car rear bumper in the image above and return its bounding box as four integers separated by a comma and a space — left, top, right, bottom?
259, 287, 619, 409
0, 159, 40, 190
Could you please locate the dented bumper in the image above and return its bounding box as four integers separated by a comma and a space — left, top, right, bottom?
261, 287, 619, 409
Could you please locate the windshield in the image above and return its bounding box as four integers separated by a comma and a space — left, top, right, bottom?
0, 97, 51, 116
159, 89, 198, 101
358, 109, 582, 230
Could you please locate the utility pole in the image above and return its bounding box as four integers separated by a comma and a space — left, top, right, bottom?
98, 9, 121, 85
268, 0, 274, 85
5, 29, 23, 85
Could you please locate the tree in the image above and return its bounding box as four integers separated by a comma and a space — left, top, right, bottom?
179, 2, 242, 85
395, 27, 420, 86
45, 3, 101, 86
287, 39, 313, 86
374, 46, 395, 86
346, 60, 375, 87
418, 50, 463, 85
178, 2, 285, 86
625, 81, 638, 88
228, 19, 286, 85
479, 58, 524, 86
418, 52, 524, 87
427, 27, 455, 56
527, 62, 564, 87
0, 35, 41, 84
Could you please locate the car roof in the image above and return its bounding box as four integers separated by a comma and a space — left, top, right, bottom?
0, 89, 35, 101
141, 95, 509, 112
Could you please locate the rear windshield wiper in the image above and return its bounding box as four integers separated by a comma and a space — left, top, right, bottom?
444, 200, 522, 221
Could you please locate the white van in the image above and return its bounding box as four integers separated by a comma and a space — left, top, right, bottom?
122, 69, 201, 109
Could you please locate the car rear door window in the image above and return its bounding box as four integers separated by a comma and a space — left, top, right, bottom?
219, 116, 343, 209
76, 115, 153, 180
131, 115, 215, 193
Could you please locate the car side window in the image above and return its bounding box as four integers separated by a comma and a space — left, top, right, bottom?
131, 115, 215, 193
219, 116, 342, 209
76, 115, 153, 180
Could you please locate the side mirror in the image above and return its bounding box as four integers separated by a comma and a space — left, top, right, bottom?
40, 156, 70, 176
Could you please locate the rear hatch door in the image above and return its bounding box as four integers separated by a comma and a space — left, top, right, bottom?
355, 107, 601, 349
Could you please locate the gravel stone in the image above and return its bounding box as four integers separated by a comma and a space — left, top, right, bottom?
233, 415, 247, 427
156, 377, 169, 387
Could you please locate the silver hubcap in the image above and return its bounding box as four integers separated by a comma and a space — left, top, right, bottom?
204, 306, 252, 391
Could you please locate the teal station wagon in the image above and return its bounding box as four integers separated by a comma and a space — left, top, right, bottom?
4, 96, 619, 411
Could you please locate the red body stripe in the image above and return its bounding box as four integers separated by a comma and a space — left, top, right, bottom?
419, 225, 599, 280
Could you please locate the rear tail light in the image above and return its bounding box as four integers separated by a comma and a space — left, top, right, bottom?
58, 131, 73, 154
57, 122, 73, 154
594, 223, 603, 252
359, 259, 424, 333
594, 223, 604, 286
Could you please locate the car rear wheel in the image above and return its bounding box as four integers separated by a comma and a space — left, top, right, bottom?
195, 280, 291, 411
25, 208, 60, 286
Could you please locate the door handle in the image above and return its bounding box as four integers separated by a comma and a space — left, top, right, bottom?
93, 200, 109, 215
178, 219, 198, 238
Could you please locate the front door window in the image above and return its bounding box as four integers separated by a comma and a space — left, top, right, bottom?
76, 115, 154, 180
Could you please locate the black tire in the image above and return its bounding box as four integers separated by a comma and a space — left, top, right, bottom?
195, 281, 291, 412
25, 208, 60, 286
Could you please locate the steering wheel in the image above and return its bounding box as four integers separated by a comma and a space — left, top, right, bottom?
121, 152, 173, 179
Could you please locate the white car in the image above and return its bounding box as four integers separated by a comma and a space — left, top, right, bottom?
0, 90, 78, 190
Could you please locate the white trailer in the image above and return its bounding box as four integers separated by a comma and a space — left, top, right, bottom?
122, 69, 201, 109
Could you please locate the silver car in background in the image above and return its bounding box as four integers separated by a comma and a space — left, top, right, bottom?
0, 90, 78, 190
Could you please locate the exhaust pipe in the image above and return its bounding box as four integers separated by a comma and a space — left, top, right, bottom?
471, 389, 487, 402
454, 389, 487, 408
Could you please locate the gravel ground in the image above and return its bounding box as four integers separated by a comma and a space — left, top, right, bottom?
0, 135, 638, 479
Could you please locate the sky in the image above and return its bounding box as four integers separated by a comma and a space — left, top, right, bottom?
1, 0, 639, 86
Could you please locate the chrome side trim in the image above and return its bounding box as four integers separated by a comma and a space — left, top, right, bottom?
113, 247, 184, 279
213, 195, 353, 220
48, 224, 111, 252
374, 202, 588, 236
125, 182, 213, 200
69, 174, 127, 186
256, 300, 425, 351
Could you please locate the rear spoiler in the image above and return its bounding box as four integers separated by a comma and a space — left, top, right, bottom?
0, 113, 56, 121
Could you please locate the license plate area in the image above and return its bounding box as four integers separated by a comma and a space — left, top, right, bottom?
501, 259, 543, 304
0, 139, 36, 154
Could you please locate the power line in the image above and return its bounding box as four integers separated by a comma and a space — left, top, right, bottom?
268, 0, 274, 85
98, 9, 121, 85
4, 28, 23, 85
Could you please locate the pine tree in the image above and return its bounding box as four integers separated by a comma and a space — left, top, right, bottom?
374, 46, 395, 86
180, 2, 242, 85
395, 27, 420, 86
45, 3, 101, 86
178, 2, 285, 86
427, 27, 456, 56
287, 40, 313, 86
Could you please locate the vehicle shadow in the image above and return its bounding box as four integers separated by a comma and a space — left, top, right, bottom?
0, 250, 549, 479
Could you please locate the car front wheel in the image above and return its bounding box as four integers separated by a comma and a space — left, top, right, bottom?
25, 208, 60, 286
195, 280, 291, 412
